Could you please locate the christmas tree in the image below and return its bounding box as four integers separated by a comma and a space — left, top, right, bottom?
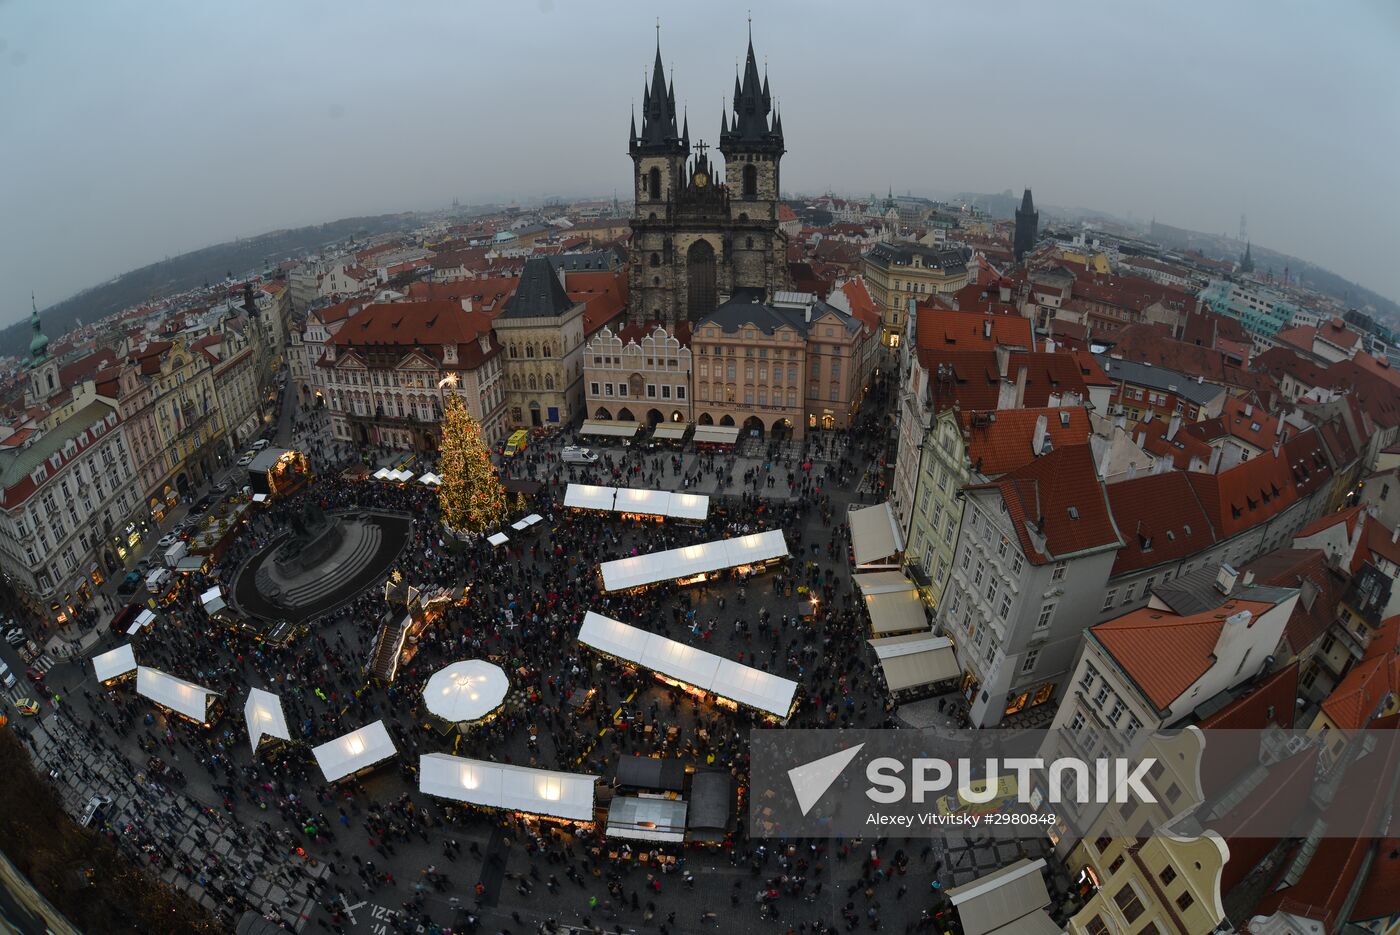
436, 376, 506, 534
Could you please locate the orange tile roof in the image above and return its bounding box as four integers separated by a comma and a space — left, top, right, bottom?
1107, 471, 1217, 574
1348, 836, 1400, 923
971, 444, 1121, 564
839, 278, 880, 334
329, 300, 498, 369
1092, 597, 1277, 709
1134, 416, 1215, 470
1242, 548, 1348, 656
914, 306, 1032, 351
1185, 446, 1302, 540
1319, 616, 1400, 730
1295, 504, 1363, 541
959, 407, 1090, 477
1197, 661, 1299, 729
1355, 514, 1400, 576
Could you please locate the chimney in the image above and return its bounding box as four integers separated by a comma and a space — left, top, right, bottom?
983, 319, 992, 339
1044, 337, 1057, 354
1208, 446, 1223, 473
995, 345, 1010, 379
1244, 403, 1253, 418
1216, 562, 1239, 595
1014, 366, 1029, 408
1167, 412, 1182, 441
999, 284, 1011, 303
1032, 414, 1048, 457
1097, 439, 1113, 478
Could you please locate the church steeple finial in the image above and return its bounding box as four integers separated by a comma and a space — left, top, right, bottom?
28, 292, 50, 363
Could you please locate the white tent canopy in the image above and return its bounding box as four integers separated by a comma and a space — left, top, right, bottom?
136, 667, 220, 723
127, 608, 157, 636
564, 484, 617, 511
667, 493, 709, 521
423, 661, 509, 724
419, 472, 442, 486
312, 720, 398, 783
848, 502, 906, 567
946, 858, 1055, 935
511, 513, 543, 531
577, 612, 798, 719
854, 573, 927, 636
200, 586, 226, 616
373, 468, 392, 480
251, 492, 269, 503
599, 530, 788, 592
245, 687, 292, 752
868, 633, 961, 692
92, 644, 137, 683
614, 487, 672, 517
487, 532, 509, 547
392, 468, 415, 482
580, 419, 641, 438
419, 753, 598, 822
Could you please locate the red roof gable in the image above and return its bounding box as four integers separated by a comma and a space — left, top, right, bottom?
1242, 548, 1347, 656
1198, 661, 1299, 730
1107, 472, 1217, 575
914, 306, 1032, 351
971, 444, 1122, 564
1186, 447, 1301, 540
960, 407, 1090, 477
1319, 616, 1400, 730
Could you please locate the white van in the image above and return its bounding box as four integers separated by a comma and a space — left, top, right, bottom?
145, 568, 172, 594
561, 446, 599, 465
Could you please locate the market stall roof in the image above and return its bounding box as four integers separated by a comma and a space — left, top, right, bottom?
511, 513, 544, 531
564, 484, 617, 511
418, 753, 598, 822
945, 858, 1054, 935
373, 468, 392, 480
614, 755, 687, 792
607, 796, 688, 843
853, 571, 918, 595
200, 586, 226, 616
686, 769, 735, 840
580, 419, 641, 438
244, 687, 291, 752
251, 493, 269, 503
423, 661, 509, 724
136, 667, 220, 723
393, 468, 416, 482
487, 532, 509, 547
175, 556, 206, 572
598, 529, 789, 592
860, 580, 928, 636
614, 487, 672, 517
92, 643, 137, 683
312, 720, 398, 783
247, 447, 293, 474
667, 493, 710, 521
868, 633, 960, 692
502, 478, 541, 495
652, 423, 689, 440
418, 472, 442, 486
848, 501, 906, 567
127, 608, 157, 635
577, 613, 798, 719
693, 425, 741, 445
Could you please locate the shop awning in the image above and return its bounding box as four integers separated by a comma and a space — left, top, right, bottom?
606, 796, 688, 843
693, 425, 741, 445
418, 753, 598, 822
599, 530, 788, 592
848, 502, 905, 567
488, 532, 509, 547
312, 720, 398, 783
580, 419, 641, 438
564, 484, 617, 511
614, 755, 687, 792
652, 423, 689, 440
92, 644, 137, 683
945, 858, 1055, 935
577, 612, 798, 719
244, 687, 291, 752
136, 667, 220, 723
855, 575, 927, 636
868, 633, 960, 692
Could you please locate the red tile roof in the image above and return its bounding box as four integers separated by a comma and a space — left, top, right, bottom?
1319, 616, 1400, 730
1186, 447, 1302, 540
1108, 322, 1230, 383
1348, 836, 1400, 923
1092, 597, 1278, 709
403, 276, 519, 314
59, 348, 118, 386
564, 269, 628, 336
839, 278, 880, 334
1198, 661, 1299, 730
970, 444, 1122, 564
329, 300, 499, 369
1354, 514, 1400, 576
1134, 416, 1215, 470
1107, 472, 1217, 574
913, 306, 1033, 351
959, 407, 1091, 477
1241, 548, 1347, 656
1294, 504, 1364, 542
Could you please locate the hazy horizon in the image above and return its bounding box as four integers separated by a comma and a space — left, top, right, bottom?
3, 0, 1398, 329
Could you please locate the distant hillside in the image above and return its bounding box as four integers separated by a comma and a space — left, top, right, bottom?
5, 213, 419, 359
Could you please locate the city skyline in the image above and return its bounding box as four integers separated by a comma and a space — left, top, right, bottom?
3, 0, 1399, 327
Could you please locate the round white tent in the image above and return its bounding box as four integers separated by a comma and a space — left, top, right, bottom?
423, 660, 509, 726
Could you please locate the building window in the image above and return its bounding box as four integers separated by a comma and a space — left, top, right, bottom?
1036, 602, 1056, 630
1052, 562, 1067, 581
1122, 584, 1136, 605
1102, 589, 1117, 611
1020, 650, 1039, 674
676, 385, 686, 400
999, 594, 1012, 619
1094, 685, 1110, 706
1012, 554, 1023, 576
1125, 716, 1142, 739
1081, 664, 1099, 690
1071, 713, 1086, 733
1108, 701, 1125, 724
1175, 892, 1194, 911
590, 382, 599, 396
1114, 885, 1145, 924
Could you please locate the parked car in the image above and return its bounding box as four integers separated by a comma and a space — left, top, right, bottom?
4, 626, 26, 647
251, 439, 270, 450
189, 495, 214, 515
156, 532, 179, 549
237, 452, 255, 467
213, 481, 230, 495
0, 661, 16, 690
561, 445, 599, 464
117, 571, 143, 595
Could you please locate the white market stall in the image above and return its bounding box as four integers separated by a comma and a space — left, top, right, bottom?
200, 586, 227, 617
577, 612, 798, 720
599, 529, 788, 592
136, 666, 222, 726
564, 484, 708, 522
564, 484, 617, 512
511, 513, 544, 532
419, 753, 598, 823
848, 501, 906, 569
487, 532, 510, 547
579, 420, 642, 439
244, 687, 292, 753
127, 608, 157, 636
373, 468, 393, 481
418, 472, 442, 486
92, 643, 137, 686
312, 720, 398, 783
423, 661, 509, 728
868, 632, 961, 696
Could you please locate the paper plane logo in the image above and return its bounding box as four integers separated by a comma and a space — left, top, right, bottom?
788, 743, 864, 816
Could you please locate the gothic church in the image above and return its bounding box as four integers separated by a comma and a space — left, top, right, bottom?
627, 29, 791, 324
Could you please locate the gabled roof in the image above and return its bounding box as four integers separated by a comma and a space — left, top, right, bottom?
1196, 661, 1299, 729
1319, 616, 1400, 730
1091, 596, 1279, 710
1095, 353, 1224, 406
960, 407, 1090, 477
695, 294, 809, 336
1185, 447, 1301, 540
1106, 472, 1217, 575
499, 257, 576, 319
1355, 514, 1400, 575
1134, 416, 1215, 470
969, 444, 1122, 565
914, 305, 1032, 351
1241, 548, 1347, 656
1294, 504, 1364, 542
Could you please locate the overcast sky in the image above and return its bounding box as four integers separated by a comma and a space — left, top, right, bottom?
3, 0, 1398, 326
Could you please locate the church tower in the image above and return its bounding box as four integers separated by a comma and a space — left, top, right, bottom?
1013, 188, 1039, 262
24, 296, 59, 406
628, 32, 690, 322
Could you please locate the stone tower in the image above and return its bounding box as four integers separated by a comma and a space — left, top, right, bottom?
1013, 188, 1039, 262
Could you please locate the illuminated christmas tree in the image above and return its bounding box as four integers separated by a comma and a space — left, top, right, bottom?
436, 375, 506, 534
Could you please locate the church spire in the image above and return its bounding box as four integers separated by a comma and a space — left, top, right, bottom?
631, 25, 685, 156
1240, 241, 1255, 274
720, 19, 782, 153
27, 293, 50, 364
